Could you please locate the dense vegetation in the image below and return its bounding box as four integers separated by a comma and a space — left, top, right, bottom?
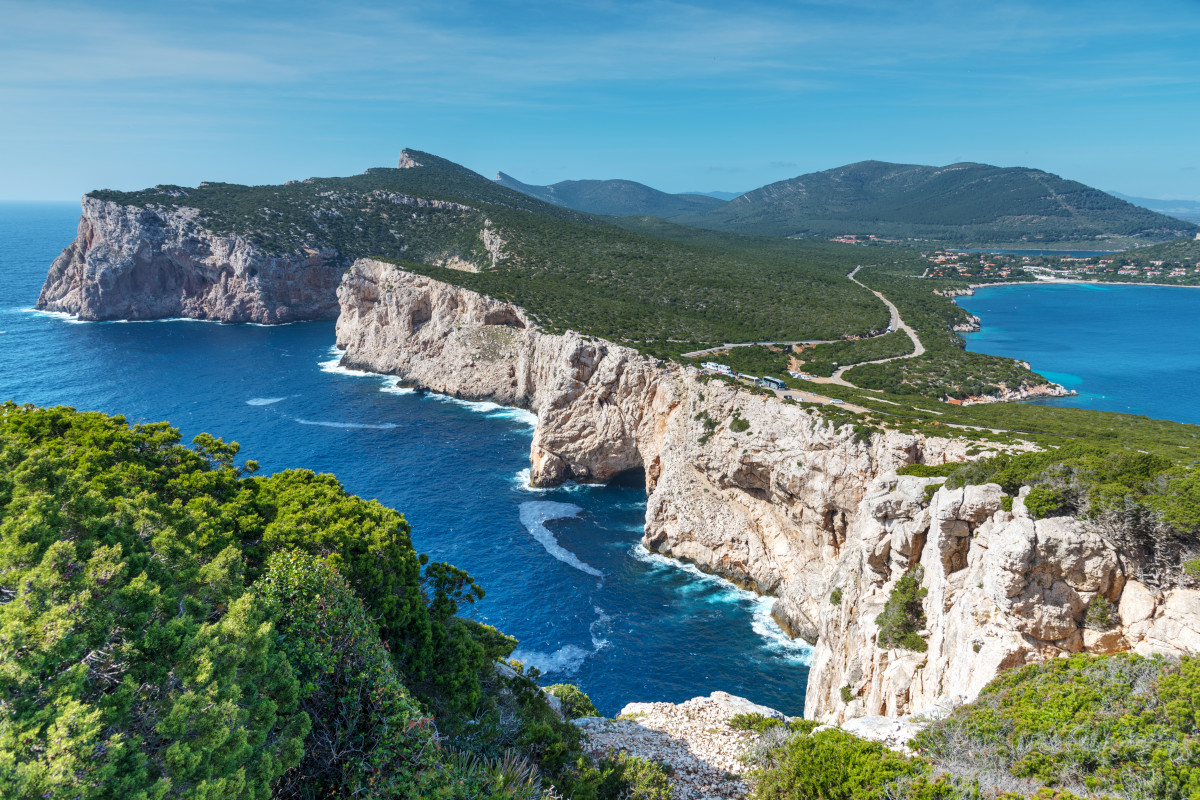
386, 217, 887, 344
494, 171, 725, 218
93, 151, 888, 346
676, 160, 1197, 244
740, 654, 1200, 800
795, 331, 915, 376
842, 264, 1053, 399
0, 403, 667, 800
941, 443, 1200, 585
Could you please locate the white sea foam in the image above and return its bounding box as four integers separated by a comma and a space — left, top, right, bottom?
589, 606, 612, 651
23, 307, 85, 323
750, 596, 814, 663
489, 407, 537, 427
294, 418, 398, 430
518, 501, 603, 578
630, 544, 813, 663
379, 377, 416, 395
318, 349, 380, 378
510, 644, 592, 676
511, 468, 590, 494
511, 606, 611, 676
246, 397, 286, 406
433, 394, 505, 414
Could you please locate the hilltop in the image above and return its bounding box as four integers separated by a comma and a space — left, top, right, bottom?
675, 160, 1197, 244
493, 171, 726, 218
49, 149, 886, 342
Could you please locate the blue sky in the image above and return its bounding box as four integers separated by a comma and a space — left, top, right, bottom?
1, 0, 1198, 201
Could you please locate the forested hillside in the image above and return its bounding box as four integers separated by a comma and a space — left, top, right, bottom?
676, 160, 1198, 244
494, 171, 725, 218
88, 151, 891, 345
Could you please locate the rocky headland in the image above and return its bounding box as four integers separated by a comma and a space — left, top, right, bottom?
37, 197, 343, 323
335, 257, 1200, 722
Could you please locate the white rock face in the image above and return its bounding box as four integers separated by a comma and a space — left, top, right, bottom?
38, 197, 343, 322
336, 261, 1200, 722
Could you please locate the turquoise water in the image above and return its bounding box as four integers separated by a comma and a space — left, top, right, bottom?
0, 202, 812, 716
956, 283, 1200, 425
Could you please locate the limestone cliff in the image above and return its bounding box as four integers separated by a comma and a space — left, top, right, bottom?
335, 258, 1200, 722
38, 197, 343, 323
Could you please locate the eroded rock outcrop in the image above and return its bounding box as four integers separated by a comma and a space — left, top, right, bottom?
335, 259, 1200, 723
38, 197, 343, 323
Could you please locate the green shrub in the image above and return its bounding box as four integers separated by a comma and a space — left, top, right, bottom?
1024, 485, 1066, 519
913, 653, 1200, 800
255, 551, 447, 799
730, 713, 787, 734
841, 686, 856, 704
589, 751, 673, 800
1085, 596, 1116, 630
0, 406, 314, 800
751, 729, 929, 800
730, 411, 751, 433
897, 463, 965, 478
876, 567, 929, 652
831, 588, 843, 605
546, 684, 599, 719
1001, 495, 1014, 512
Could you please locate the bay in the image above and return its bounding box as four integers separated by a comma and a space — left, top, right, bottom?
956, 282, 1200, 425
0, 202, 811, 716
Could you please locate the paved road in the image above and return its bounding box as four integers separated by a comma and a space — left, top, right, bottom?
825, 267, 926, 387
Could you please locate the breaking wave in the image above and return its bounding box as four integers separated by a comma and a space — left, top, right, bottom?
294, 418, 398, 430
630, 544, 812, 664
518, 501, 603, 578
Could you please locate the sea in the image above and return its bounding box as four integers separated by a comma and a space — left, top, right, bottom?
0, 201, 812, 717
956, 282, 1200, 425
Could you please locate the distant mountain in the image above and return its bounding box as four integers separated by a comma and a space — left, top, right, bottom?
674, 160, 1198, 244
494, 172, 726, 218
685, 190, 744, 201
1110, 192, 1200, 224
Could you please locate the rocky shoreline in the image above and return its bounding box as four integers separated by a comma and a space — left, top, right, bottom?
37, 197, 344, 323
334, 258, 1200, 723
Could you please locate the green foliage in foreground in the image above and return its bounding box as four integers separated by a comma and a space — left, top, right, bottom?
545, 684, 599, 720
254, 551, 445, 799
897, 463, 967, 479
745, 654, 1200, 800
914, 654, 1200, 800
0, 403, 665, 800
750, 728, 952, 800
729, 712, 790, 734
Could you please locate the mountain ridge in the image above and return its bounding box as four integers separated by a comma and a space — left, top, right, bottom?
677, 159, 1197, 244
494, 171, 726, 218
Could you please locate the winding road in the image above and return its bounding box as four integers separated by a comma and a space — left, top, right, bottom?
824, 266, 925, 387
680, 265, 925, 407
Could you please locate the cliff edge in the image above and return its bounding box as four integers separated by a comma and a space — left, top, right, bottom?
335, 257, 1200, 722
37, 196, 342, 322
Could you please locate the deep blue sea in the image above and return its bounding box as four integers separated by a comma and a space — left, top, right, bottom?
0, 202, 812, 716
956, 283, 1200, 425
